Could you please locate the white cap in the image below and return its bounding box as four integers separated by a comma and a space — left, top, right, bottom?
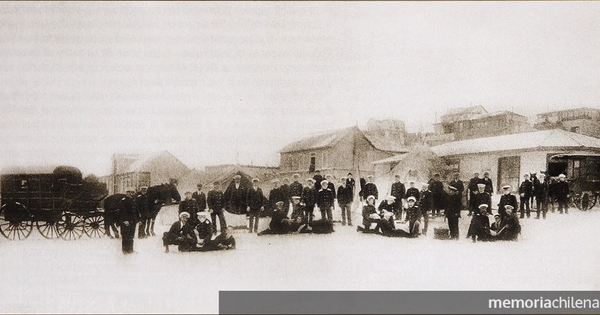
407, 196, 417, 202
179, 212, 190, 218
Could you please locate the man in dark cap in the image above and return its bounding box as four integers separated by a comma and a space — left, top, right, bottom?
179, 191, 199, 226
467, 172, 481, 216
280, 177, 292, 216
449, 172, 464, 208
556, 174, 569, 214
313, 170, 324, 191
474, 183, 492, 215
268, 179, 285, 216
498, 184, 518, 219
192, 183, 207, 212
467, 204, 493, 243
446, 186, 462, 239
346, 172, 356, 195
317, 179, 335, 221
519, 173, 533, 218
301, 178, 317, 223
362, 175, 379, 203
246, 178, 266, 233
428, 173, 444, 216
337, 177, 354, 226
136, 186, 153, 239
482, 171, 494, 194
390, 174, 406, 220
289, 174, 304, 203
207, 181, 226, 235
118, 188, 139, 254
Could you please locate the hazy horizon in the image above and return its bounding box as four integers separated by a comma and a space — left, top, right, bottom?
2, 2, 599, 176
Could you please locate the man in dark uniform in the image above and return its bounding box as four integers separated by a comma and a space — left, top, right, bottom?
163, 212, 197, 253
467, 204, 493, 243
207, 181, 226, 235
258, 201, 289, 235
302, 178, 317, 223
325, 174, 337, 200
317, 180, 335, 221
498, 184, 518, 219
428, 173, 444, 216
449, 172, 464, 208
280, 178, 291, 216
290, 196, 305, 220
474, 183, 492, 215
197, 226, 236, 251
482, 171, 494, 194
192, 183, 207, 212
446, 186, 461, 239
136, 186, 153, 239
224, 175, 247, 215
378, 196, 396, 214
418, 184, 433, 235
496, 205, 521, 241
337, 177, 353, 226
179, 191, 199, 225
289, 174, 304, 203
346, 173, 356, 195
556, 174, 569, 214
405, 181, 420, 202
535, 173, 548, 219
357, 195, 380, 233
404, 196, 422, 237
390, 174, 406, 220
195, 212, 213, 247
246, 178, 265, 233
519, 173, 533, 218
313, 170, 324, 191
467, 172, 481, 216
268, 179, 285, 216
118, 188, 139, 254
362, 175, 379, 204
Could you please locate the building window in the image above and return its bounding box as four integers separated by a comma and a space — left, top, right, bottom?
570, 126, 580, 133
309, 153, 316, 173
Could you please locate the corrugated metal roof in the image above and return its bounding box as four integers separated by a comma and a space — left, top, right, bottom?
431, 129, 600, 156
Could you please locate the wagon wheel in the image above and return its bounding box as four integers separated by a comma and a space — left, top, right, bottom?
36, 221, 60, 239
571, 192, 595, 211
56, 212, 84, 240
83, 215, 105, 238
0, 203, 33, 240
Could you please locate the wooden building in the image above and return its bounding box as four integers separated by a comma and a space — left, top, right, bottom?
279, 126, 408, 180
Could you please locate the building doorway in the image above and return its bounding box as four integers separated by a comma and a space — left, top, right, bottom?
498, 156, 521, 194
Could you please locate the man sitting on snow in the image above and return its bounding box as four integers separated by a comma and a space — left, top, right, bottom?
163, 212, 198, 253
196, 226, 236, 251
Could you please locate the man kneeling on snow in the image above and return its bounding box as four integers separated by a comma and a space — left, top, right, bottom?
163, 212, 198, 253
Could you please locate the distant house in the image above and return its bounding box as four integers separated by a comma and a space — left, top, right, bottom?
99, 151, 190, 194
430, 106, 532, 144
534, 107, 600, 139
430, 129, 600, 194
279, 125, 409, 180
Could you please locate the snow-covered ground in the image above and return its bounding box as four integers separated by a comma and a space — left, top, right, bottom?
1, 203, 599, 314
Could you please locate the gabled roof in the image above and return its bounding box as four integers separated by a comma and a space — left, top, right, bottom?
468, 110, 527, 121
372, 153, 408, 165
279, 127, 357, 153
431, 129, 600, 157
279, 126, 408, 154
125, 151, 187, 173
362, 132, 410, 153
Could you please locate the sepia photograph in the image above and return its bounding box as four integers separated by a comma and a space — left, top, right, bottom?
1, 2, 600, 314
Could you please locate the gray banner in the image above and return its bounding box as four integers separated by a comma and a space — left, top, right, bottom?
220, 291, 600, 314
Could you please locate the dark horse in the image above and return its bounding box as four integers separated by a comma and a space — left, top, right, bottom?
102, 183, 181, 238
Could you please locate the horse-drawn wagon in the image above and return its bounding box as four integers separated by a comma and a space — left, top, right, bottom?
547, 153, 600, 210
0, 165, 108, 240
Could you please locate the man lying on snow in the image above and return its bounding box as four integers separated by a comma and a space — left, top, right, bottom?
163, 212, 236, 252
257, 200, 334, 235
357, 195, 420, 238
467, 204, 521, 243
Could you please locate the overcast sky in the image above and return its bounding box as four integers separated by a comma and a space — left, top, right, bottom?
1, 2, 599, 176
